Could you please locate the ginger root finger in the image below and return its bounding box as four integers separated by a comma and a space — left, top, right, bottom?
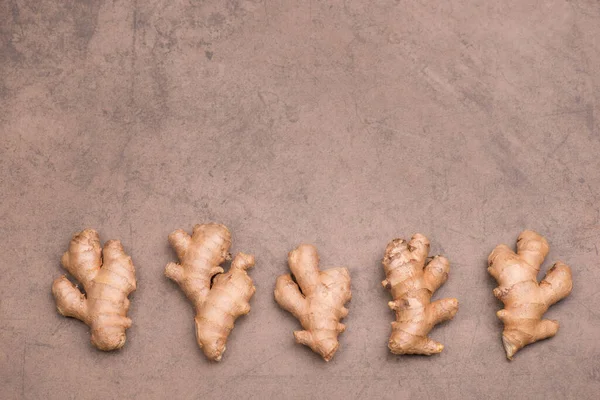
274, 244, 352, 361
382, 234, 459, 355
165, 223, 256, 361
52, 229, 136, 351
488, 230, 573, 360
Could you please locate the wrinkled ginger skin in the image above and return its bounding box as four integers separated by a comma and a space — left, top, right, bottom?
382, 234, 459, 355
165, 223, 256, 361
52, 229, 136, 351
488, 230, 573, 360
274, 244, 351, 361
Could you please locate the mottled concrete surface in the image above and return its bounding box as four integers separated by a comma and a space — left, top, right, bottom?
1, 1, 600, 399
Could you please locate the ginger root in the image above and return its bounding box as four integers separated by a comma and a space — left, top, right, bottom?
274, 244, 351, 361
52, 229, 136, 351
488, 230, 573, 359
165, 223, 256, 361
382, 234, 459, 355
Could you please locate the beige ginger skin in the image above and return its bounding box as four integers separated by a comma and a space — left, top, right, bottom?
52, 229, 136, 351
488, 230, 573, 359
274, 244, 352, 361
382, 234, 459, 355
165, 223, 255, 361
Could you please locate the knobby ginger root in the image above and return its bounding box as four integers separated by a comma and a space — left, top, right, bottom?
382, 234, 459, 355
274, 244, 351, 361
488, 230, 573, 359
52, 229, 136, 351
165, 223, 255, 361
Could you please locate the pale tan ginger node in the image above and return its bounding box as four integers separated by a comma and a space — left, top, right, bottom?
274, 244, 352, 361
382, 234, 459, 355
488, 230, 573, 360
165, 223, 256, 361
52, 229, 136, 351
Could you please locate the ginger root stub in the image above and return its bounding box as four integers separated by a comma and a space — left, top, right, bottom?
52, 229, 136, 351
488, 230, 573, 359
274, 244, 352, 361
165, 223, 256, 361
382, 234, 459, 355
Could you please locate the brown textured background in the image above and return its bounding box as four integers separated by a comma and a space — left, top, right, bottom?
1, 1, 600, 399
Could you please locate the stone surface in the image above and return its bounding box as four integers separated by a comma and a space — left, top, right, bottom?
1, 1, 599, 399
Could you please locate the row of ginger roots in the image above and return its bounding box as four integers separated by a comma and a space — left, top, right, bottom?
53, 223, 572, 361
